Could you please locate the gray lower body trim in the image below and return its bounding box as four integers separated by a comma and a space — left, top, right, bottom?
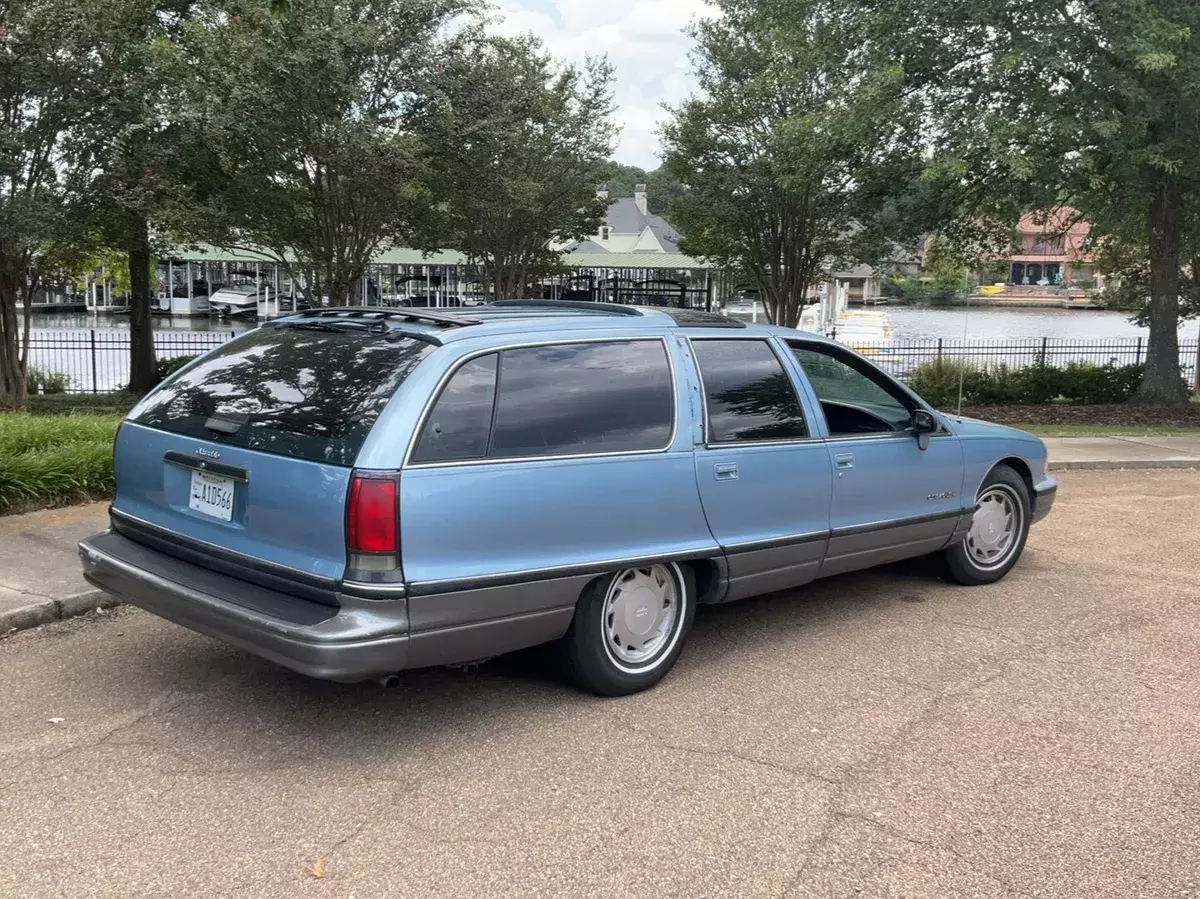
1033, 482, 1057, 523
78, 531, 579, 683
721, 539, 827, 603
820, 513, 965, 579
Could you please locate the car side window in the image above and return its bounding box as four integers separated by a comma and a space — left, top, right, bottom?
412, 354, 498, 463
788, 343, 914, 435
490, 340, 674, 459
691, 339, 808, 443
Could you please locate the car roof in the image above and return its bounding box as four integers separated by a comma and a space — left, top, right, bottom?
271, 302, 831, 346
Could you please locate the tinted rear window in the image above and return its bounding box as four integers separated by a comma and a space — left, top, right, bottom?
491, 341, 674, 458
130, 326, 433, 465
411, 339, 675, 463
691, 339, 808, 442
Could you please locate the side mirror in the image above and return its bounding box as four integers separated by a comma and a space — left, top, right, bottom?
912, 409, 937, 451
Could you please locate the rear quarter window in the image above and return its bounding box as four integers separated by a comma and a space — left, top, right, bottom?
411, 339, 675, 463
130, 326, 434, 466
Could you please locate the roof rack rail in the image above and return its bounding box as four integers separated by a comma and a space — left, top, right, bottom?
487, 299, 644, 317
294, 306, 482, 327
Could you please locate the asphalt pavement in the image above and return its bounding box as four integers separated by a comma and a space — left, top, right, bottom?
2, 469, 1199, 898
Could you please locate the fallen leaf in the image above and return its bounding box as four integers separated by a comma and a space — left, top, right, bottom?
304, 857, 326, 879
48, 718, 65, 724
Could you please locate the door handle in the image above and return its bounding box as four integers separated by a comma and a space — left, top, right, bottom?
714, 462, 739, 481
835, 453, 855, 470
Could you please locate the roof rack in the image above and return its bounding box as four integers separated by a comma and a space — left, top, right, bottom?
294, 306, 482, 327
487, 299, 644, 317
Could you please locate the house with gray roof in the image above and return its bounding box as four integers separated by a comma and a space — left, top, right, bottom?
560, 184, 684, 255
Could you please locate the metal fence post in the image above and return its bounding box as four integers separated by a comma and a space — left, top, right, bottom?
1040, 336, 1048, 366
90, 330, 98, 394
1136, 337, 1144, 365
1193, 338, 1200, 395
937, 338, 943, 359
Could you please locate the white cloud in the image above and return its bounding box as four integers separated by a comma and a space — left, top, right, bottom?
490, 0, 707, 169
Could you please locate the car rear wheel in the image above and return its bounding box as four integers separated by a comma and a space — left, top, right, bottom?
944, 465, 1031, 586
559, 562, 695, 697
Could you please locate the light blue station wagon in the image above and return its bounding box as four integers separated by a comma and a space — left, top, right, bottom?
79, 302, 1056, 696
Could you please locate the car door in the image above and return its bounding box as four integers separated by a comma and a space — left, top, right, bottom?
783, 339, 967, 578
686, 337, 834, 602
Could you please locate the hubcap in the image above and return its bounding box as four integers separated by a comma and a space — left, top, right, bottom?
966, 485, 1021, 570
603, 565, 680, 669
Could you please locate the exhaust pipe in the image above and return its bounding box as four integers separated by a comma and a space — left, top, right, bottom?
378, 674, 402, 689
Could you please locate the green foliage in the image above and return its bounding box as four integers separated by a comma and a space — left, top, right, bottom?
414, 33, 616, 299
24, 366, 71, 396
661, 0, 926, 327
156, 355, 196, 383
179, 0, 470, 306
871, 0, 1200, 402
0, 413, 120, 513
907, 359, 1149, 408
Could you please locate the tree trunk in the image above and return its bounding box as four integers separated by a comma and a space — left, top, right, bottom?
127, 217, 158, 396
0, 271, 29, 411
1134, 176, 1188, 405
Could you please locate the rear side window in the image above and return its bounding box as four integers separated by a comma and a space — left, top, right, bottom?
130, 326, 434, 466
412, 339, 675, 463
412, 354, 498, 463
691, 339, 808, 443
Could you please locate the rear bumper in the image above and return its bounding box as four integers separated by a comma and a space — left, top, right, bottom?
1032, 477, 1057, 523
78, 531, 572, 682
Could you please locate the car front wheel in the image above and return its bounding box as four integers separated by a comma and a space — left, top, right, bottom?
559, 562, 695, 697
944, 465, 1032, 586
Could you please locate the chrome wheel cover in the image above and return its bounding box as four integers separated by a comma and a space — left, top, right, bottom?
966, 485, 1023, 571
602, 564, 682, 672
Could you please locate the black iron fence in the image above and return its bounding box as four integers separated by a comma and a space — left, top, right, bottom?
25, 330, 237, 394
20, 329, 1200, 395
845, 337, 1200, 385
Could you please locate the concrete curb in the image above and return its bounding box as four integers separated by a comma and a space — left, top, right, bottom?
0, 590, 119, 636
1048, 459, 1200, 472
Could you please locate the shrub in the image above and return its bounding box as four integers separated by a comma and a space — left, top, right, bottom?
905, 359, 1146, 407
24, 365, 71, 395
0, 413, 121, 514
905, 358, 976, 408
156, 355, 197, 383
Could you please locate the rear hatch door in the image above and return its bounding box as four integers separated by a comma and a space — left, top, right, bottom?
113, 322, 434, 594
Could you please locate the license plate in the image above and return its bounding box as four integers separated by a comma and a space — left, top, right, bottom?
189, 470, 235, 521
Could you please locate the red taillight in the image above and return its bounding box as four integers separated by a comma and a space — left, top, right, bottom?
347, 475, 397, 555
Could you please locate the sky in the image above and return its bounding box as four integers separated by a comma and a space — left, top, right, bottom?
490, 0, 708, 170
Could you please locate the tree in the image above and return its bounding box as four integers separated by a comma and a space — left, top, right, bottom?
598, 162, 685, 216
661, 0, 926, 328
874, 0, 1200, 404
178, 0, 467, 306
416, 33, 616, 300
0, 0, 128, 409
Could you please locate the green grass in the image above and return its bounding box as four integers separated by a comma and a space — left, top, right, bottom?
27, 392, 138, 417
0, 413, 122, 514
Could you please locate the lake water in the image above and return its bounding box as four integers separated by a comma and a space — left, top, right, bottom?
888, 306, 1199, 341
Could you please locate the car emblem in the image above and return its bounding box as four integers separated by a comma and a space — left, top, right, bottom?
196, 447, 221, 459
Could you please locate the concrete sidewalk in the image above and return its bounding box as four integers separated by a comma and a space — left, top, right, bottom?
1, 436, 1198, 635
1043, 434, 1200, 470
0, 503, 113, 633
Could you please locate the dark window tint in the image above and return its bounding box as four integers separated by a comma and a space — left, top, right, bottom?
692, 339, 808, 442
490, 340, 674, 458
130, 326, 433, 466
412, 354, 498, 463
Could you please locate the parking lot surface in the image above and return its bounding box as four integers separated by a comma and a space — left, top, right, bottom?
2, 469, 1199, 899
